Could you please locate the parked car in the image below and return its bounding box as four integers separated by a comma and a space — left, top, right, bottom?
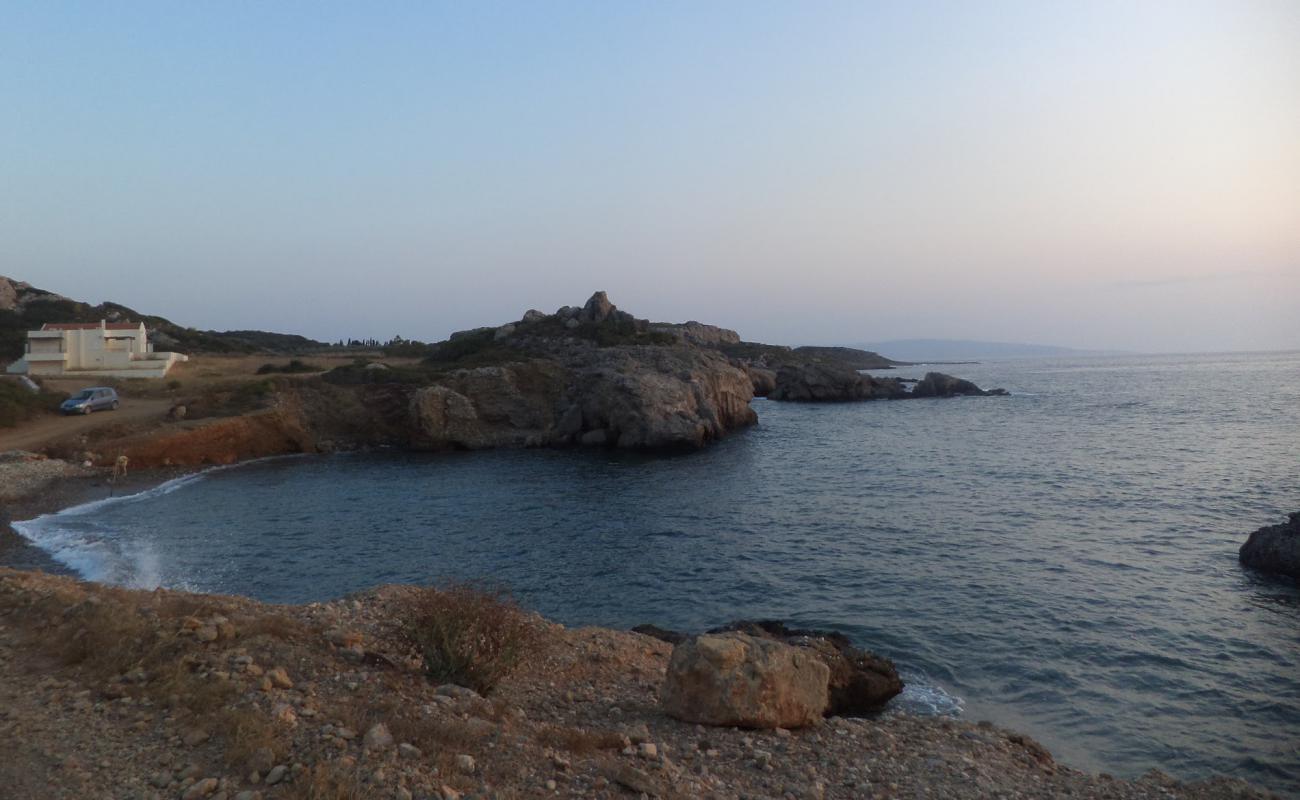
60, 387, 120, 415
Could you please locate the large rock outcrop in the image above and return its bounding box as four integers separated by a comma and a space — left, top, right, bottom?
407, 297, 758, 451
651, 321, 742, 347
661, 632, 829, 729
1239, 512, 1300, 580
562, 347, 756, 449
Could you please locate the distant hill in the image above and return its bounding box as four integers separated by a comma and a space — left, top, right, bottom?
859, 339, 1105, 362
0, 275, 327, 362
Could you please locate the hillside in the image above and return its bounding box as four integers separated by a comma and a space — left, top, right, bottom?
0, 276, 326, 362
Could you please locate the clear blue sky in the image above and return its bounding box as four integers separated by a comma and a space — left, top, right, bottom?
3, 1, 1297, 352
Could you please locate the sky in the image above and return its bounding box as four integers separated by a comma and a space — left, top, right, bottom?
2, 1, 1297, 353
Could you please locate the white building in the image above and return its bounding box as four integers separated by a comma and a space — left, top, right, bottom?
6, 321, 188, 379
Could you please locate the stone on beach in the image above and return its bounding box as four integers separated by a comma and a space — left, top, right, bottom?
661, 632, 829, 729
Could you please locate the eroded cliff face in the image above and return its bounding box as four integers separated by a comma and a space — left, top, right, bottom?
408, 347, 756, 451
561, 346, 756, 449
408, 362, 566, 450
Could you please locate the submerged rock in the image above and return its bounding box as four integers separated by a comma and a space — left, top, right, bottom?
1239, 512, 1300, 580
661, 632, 829, 728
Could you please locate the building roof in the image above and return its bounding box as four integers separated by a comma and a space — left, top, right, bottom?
41, 322, 142, 331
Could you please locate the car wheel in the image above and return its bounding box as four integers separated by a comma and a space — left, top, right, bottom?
82, 405, 92, 415
110, 400, 119, 410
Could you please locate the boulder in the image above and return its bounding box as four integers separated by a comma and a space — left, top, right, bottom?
1239, 512, 1300, 580
363, 722, 394, 751
711, 621, 903, 715
661, 632, 829, 728
521, 309, 548, 324
579, 291, 615, 323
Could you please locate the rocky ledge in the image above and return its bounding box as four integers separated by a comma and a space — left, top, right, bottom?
0, 569, 1278, 800
767, 365, 1006, 403
1239, 512, 1300, 580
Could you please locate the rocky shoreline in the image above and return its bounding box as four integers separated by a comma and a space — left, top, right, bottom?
0, 568, 1279, 800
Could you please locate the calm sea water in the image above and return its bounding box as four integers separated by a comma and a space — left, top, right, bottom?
9, 352, 1300, 794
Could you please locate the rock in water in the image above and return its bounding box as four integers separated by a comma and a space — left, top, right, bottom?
910, 372, 1003, 398
1239, 512, 1300, 580
769, 363, 906, 402
661, 632, 829, 728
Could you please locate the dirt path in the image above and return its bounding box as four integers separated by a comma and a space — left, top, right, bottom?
0, 399, 171, 453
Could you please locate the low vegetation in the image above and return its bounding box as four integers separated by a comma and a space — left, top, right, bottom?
0, 380, 66, 428
400, 584, 537, 695
255, 359, 321, 375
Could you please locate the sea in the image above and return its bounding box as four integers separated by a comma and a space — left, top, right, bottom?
6, 351, 1300, 794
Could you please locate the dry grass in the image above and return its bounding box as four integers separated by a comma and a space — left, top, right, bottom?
216, 706, 290, 773
400, 584, 537, 695
0, 580, 241, 716
280, 762, 367, 800
237, 612, 313, 642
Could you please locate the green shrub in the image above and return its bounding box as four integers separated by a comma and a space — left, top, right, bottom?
0, 381, 66, 428
401, 584, 536, 695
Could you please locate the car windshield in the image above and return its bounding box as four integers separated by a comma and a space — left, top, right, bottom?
72, 390, 95, 400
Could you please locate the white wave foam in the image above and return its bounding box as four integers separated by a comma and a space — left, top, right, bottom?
893, 671, 965, 717
9, 456, 294, 588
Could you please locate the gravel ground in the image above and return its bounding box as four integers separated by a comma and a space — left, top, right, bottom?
0, 570, 1278, 800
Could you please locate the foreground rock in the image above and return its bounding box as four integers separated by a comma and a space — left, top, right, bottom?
639, 620, 904, 716
711, 621, 904, 715
1239, 512, 1300, 580
0, 568, 1281, 799
661, 632, 829, 728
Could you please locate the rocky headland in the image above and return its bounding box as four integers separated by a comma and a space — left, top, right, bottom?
3, 288, 1006, 471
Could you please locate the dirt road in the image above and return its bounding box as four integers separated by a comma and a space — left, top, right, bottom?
0, 398, 171, 453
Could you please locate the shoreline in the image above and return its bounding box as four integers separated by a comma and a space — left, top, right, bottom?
0, 454, 1287, 798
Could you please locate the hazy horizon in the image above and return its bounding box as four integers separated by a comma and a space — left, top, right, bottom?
3, 2, 1297, 353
